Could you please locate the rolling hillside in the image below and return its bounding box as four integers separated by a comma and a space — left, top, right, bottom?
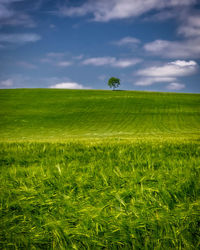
0, 89, 200, 249
0, 89, 200, 141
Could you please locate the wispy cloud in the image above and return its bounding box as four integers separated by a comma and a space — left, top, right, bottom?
135, 60, 198, 87
41, 52, 73, 67
113, 36, 140, 46
166, 82, 185, 90
46, 52, 66, 58
0, 0, 35, 27
114, 58, 142, 68
58, 0, 197, 22
56, 61, 73, 67
178, 15, 200, 37
49, 24, 56, 29
144, 9, 177, 21
17, 61, 37, 69
0, 78, 13, 88
0, 33, 41, 45
98, 75, 107, 81
135, 77, 176, 86
82, 57, 115, 66
144, 38, 200, 58
82, 56, 141, 68
73, 54, 84, 60
49, 82, 90, 89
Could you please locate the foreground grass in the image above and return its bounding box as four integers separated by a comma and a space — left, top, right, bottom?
1, 141, 200, 249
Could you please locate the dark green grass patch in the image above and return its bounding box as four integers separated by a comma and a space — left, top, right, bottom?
0, 141, 200, 249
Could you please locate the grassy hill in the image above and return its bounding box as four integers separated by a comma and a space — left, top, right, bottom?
0, 89, 200, 141
0, 89, 200, 249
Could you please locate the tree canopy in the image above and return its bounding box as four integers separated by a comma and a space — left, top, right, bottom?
107, 77, 120, 90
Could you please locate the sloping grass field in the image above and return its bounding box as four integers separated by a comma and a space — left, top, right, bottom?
0, 89, 200, 249
0, 89, 200, 141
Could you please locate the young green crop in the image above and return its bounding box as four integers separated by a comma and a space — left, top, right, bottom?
0, 141, 200, 249
0, 89, 199, 141
0, 89, 200, 249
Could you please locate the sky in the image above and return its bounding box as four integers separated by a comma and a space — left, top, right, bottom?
0, 0, 200, 93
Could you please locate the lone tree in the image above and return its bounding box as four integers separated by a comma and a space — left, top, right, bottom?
108, 77, 120, 90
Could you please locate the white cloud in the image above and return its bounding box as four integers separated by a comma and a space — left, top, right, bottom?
73, 54, 84, 60
145, 9, 177, 21
114, 58, 142, 68
59, 0, 197, 22
0, 79, 13, 87
135, 77, 176, 86
0, 13, 35, 27
82, 57, 115, 66
137, 60, 198, 77
144, 38, 200, 58
178, 26, 200, 37
135, 60, 197, 87
178, 15, 200, 37
0, 0, 35, 27
170, 60, 197, 67
0, 33, 41, 44
57, 61, 72, 67
113, 36, 140, 46
49, 82, 89, 89
166, 82, 185, 90
82, 57, 141, 68
144, 11, 200, 59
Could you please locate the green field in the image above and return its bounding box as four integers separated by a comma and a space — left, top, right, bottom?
0, 89, 200, 141
0, 89, 200, 249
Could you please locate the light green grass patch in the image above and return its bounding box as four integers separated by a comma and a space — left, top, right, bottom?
0, 89, 199, 141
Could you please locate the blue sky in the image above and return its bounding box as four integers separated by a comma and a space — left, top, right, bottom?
0, 0, 200, 93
